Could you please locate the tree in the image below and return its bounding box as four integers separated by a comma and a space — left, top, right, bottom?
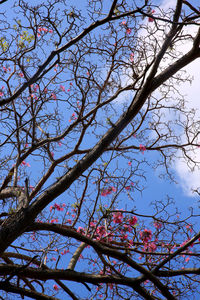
0, 0, 200, 299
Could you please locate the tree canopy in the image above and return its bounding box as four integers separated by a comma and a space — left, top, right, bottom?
0, 0, 200, 299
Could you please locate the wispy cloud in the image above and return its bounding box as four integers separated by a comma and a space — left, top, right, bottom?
158, 0, 200, 196
115, 0, 200, 196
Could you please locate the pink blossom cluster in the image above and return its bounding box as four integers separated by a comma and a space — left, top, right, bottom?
95, 225, 107, 240
30, 84, 39, 92
139, 228, 152, 243
60, 82, 72, 93
51, 92, 56, 100
37, 27, 53, 37
125, 182, 134, 191
121, 20, 132, 35
153, 222, 162, 229
18, 72, 24, 78
148, 10, 155, 22
69, 112, 77, 122
77, 226, 85, 234
139, 144, 146, 154
49, 203, 66, 212
53, 284, 59, 291
101, 186, 116, 196
144, 241, 157, 252
129, 216, 138, 226
2, 66, 11, 73
21, 160, 30, 167
61, 248, 69, 255
50, 218, 58, 223
113, 212, 123, 224
0, 86, 4, 97
130, 52, 134, 62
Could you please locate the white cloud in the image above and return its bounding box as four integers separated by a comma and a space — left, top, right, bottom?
158, 0, 200, 196
172, 56, 200, 196
139, 0, 200, 196
114, 0, 200, 196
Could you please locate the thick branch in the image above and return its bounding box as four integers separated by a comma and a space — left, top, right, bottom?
157, 268, 200, 277
1, 252, 78, 300
0, 281, 58, 300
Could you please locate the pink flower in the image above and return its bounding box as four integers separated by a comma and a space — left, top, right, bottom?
77, 227, 85, 234
101, 189, 109, 196
185, 257, 190, 262
51, 93, 56, 100
113, 212, 123, 224
148, 10, 155, 22
139, 229, 152, 243
50, 218, 58, 223
129, 216, 137, 226
139, 144, 146, 154
96, 225, 106, 239
38, 27, 49, 33
126, 28, 131, 35
0, 92, 3, 97
120, 233, 128, 241
53, 203, 64, 211
130, 53, 134, 62
128, 161, 132, 166
21, 161, 27, 166
77, 101, 81, 109
61, 248, 69, 255
144, 242, 157, 252
121, 20, 126, 25
30, 232, 36, 241
90, 221, 96, 228
186, 224, 193, 233
60, 85, 65, 92
101, 186, 116, 196
148, 17, 154, 22
53, 284, 59, 291
123, 224, 131, 232
49, 29, 53, 33
125, 186, 131, 190
111, 186, 116, 192
71, 112, 77, 120
18, 72, 24, 78
154, 222, 162, 229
